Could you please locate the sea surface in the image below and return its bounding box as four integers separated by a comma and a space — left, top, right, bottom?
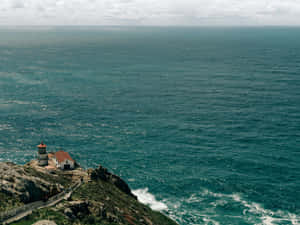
0, 27, 300, 225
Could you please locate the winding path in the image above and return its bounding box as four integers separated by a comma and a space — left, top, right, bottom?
1, 181, 82, 225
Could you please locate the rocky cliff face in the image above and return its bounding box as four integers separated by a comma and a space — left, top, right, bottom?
0, 162, 68, 204
0, 162, 178, 225
89, 165, 137, 199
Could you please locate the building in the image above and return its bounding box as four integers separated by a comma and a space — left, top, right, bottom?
37, 142, 48, 166
53, 150, 75, 170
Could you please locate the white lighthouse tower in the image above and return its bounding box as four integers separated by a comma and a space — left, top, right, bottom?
37, 141, 48, 166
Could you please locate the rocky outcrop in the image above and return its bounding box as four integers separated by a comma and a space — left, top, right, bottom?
0, 162, 178, 225
63, 201, 90, 219
90, 165, 137, 199
0, 162, 64, 203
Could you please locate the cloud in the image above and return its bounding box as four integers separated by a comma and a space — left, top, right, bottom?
11, 0, 25, 9
0, 0, 300, 25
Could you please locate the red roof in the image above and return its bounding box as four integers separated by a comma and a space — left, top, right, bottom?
38, 143, 47, 148
55, 151, 74, 163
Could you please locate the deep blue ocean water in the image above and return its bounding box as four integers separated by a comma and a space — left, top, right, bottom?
0, 27, 299, 225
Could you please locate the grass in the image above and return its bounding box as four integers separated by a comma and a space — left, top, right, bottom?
7, 169, 178, 225
71, 180, 178, 225
0, 192, 23, 212
10, 209, 70, 225
11, 208, 119, 225
13, 180, 178, 225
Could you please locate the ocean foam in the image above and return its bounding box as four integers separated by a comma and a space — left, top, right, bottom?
0, 124, 14, 131
203, 217, 220, 225
132, 188, 168, 211
202, 190, 300, 225
162, 189, 300, 225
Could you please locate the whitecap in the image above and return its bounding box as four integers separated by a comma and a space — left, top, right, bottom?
203, 217, 220, 225
132, 188, 168, 211
201, 190, 300, 225
160, 189, 300, 225
0, 124, 14, 131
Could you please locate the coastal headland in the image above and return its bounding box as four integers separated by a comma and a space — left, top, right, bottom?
0, 160, 177, 225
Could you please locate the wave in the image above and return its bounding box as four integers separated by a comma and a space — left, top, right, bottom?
204, 190, 299, 225
132, 188, 168, 211
0, 72, 44, 85
161, 189, 300, 225
0, 124, 14, 131
230, 193, 299, 225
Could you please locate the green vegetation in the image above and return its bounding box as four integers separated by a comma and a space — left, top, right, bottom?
12, 180, 177, 225
11, 208, 121, 225
11, 209, 69, 225
2, 163, 177, 225
0, 192, 23, 212
71, 180, 177, 225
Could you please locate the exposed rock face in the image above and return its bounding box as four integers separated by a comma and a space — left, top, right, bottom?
0, 162, 178, 225
63, 201, 90, 219
0, 162, 63, 203
90, 165, 137, 199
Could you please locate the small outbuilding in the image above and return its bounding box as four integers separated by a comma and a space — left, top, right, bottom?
53, 150, 75, 170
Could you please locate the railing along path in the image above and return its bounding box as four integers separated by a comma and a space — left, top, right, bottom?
0, 181, 81, 224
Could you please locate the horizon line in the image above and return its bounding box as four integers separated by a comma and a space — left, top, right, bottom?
0, 25, 300, 28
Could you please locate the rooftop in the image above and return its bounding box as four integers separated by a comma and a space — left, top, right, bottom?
55, 151, 74, 163
37, 142, 46, 148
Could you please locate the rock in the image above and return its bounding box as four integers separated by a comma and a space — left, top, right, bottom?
144, 216, 154, 225
0, 162, 64, 203
32, 220, 57, 225
90, 166, 109, 181
0, 162, 178, 225
63, 201, 90, 219
89, 202, 107, 218
64, 208, 75, 219
106, 212, 119, 223
90, 165, 137, 199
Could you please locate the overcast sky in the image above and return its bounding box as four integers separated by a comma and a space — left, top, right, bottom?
1, 0, 300, 26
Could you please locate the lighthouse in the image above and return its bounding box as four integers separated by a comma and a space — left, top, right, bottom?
37, 141, 48, 166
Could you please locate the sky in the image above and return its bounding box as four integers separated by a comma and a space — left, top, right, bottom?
1, 0, 300, 26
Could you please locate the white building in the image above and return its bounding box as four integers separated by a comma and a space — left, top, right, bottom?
53, 150, 75, 170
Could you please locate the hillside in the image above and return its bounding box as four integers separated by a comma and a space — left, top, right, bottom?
0, 162, 178, 225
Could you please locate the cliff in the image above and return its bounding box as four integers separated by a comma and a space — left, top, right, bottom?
0, 162, 178, 225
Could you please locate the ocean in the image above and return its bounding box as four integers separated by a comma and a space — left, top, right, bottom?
0, 27, 299, 225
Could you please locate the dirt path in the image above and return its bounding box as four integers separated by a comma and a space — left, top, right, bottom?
2, 181, 82, 224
